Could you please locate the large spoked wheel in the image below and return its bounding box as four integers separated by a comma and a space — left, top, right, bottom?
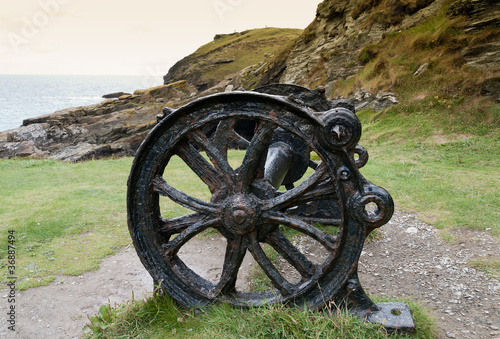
127, 92, 384, 310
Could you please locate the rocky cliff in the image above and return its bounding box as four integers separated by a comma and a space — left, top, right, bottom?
1, 0, 498, 161
0, 80, 197, 161
260, 0, 499, 99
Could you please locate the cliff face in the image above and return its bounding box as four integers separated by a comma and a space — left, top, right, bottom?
264, 0, 499, 98
276, 0, 444, 92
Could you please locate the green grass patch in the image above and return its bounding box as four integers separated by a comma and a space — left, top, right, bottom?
357, 113, 499, 237
468, 257, 500, 280
0, 158, 133, 289
83, 292, 437, 338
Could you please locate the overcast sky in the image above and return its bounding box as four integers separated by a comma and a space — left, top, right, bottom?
0, 0, 321, 78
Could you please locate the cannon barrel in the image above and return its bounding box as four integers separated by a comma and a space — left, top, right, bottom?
264, 142, 294, 189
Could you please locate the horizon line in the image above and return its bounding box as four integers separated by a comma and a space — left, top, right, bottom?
0, 73, 148, 77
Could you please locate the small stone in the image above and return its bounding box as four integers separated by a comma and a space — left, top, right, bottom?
406, 227, 418, 234
491, 325, 499, 330
414, 63, 429, 76
446, 332, 456, 338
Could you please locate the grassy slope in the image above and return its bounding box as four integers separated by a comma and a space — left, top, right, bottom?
333, 4, 500, 231
164, 27, 302, 90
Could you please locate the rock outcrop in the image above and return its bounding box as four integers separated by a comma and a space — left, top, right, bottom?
0, 81, 196, 161
259, 0, 500, 98
351, 89, 399, 112
102, 92, 132, 99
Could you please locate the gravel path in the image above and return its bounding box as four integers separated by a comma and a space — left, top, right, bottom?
359, 211, 500, 339
1, 210, 498, 338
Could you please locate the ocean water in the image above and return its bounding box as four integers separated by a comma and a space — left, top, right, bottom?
0, 74, 150, 132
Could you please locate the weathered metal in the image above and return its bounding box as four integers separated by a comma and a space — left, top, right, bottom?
127, 84, 415, 333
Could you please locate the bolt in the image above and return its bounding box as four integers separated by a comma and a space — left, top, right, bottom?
331, 124, 347, 141
338, 167, 350, 180
233, 210, 247, 225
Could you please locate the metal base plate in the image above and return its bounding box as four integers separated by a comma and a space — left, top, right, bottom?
367, 302, 416, 334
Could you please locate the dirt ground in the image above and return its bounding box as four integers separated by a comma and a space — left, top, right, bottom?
1, 210, 498, 338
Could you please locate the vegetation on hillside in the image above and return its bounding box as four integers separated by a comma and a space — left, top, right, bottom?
163, 27, 302, 91
352, 0, 435, 26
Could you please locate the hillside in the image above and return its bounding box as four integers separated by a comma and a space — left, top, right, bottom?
163, 27, 302, 92
260, 0, 499, 97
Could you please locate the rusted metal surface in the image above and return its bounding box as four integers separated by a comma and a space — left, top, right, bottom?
127, 85, 414, 333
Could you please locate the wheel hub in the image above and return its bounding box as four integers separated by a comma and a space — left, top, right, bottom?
221, 194, 261, 235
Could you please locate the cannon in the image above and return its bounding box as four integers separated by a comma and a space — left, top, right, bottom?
127, 84, 415, 333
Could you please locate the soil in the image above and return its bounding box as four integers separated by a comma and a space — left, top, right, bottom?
1, 210, 498, 339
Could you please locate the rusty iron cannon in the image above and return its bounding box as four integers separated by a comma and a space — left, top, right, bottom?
127, 84, 415, 333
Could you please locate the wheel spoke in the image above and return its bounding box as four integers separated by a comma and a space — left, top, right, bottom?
211, 236, 247, 296
189, 129, 236, 188
163, 215, 221, 257
308, 160, 319, 170
211, 120, 232, 158
153, 175, 218, 213
211, 119, 250, 158
294, 178, 337, 204
159, 213, 201, 237
291, 216, 341, 226
238, 121, 276, 193
266, 229, 316, 278
263, 163, 330, 211
263, 211, 338, 252
175, 140, 225, 194
248, 233, 295, 296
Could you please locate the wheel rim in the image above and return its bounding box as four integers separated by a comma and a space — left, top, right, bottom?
127, 92, 378, 309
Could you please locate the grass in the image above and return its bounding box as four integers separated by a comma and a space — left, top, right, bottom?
0, 157, 133, 289
166, 27, 303, 90
359, 133, 499, 234
354, 102, 499, 276
83, 292, 437, 338
468, 257, 500, 279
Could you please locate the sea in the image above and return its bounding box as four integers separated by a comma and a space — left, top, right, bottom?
0, 74, 153, 132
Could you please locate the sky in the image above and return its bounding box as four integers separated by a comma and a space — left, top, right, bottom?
0, 0, 322, 79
